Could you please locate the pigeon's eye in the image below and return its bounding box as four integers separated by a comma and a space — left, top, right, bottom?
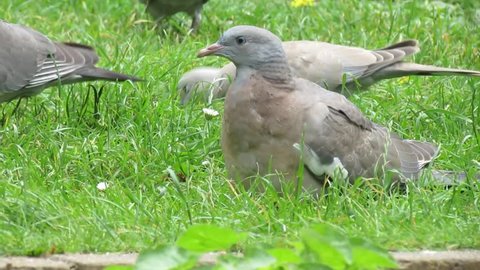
235, 36, 246, 45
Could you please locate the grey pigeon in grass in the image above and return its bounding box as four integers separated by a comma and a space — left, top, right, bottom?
197, 25, 456, 194
182, 39, 480, 104
0, 20, 141, 104
140, 0, 208, 31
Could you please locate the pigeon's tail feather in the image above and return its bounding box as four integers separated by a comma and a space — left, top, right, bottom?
379, 40, 419, 51
77, 67, 143, 82
377, 40, 420, 58
375, 62, 480, 80
431, 170, 480, 186
59, 42, 143, 82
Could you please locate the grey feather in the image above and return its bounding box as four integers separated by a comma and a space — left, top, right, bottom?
182, 38, 479, 104
139, 0, 208, 31
0, 20, 141, 103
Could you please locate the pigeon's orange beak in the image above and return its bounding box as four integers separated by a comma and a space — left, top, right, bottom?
197, 43, 224, 57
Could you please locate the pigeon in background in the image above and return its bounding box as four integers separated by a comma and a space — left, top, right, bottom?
178, 66, 234, 104
140, 0, 209, 31
180, 39, 480, 104
0, 20, 141, 104
197, 25, 474, 194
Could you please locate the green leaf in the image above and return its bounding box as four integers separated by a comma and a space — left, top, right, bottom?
298, 263, 333, 270
177, 224, 246, 252
350, 237, 398, 269
219, 249, 276, 270
267, 248, 301, 264
300, 223, 352, 270
135, 246, 198, 270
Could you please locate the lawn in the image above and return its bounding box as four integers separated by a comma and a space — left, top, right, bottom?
0, 0, 479, 256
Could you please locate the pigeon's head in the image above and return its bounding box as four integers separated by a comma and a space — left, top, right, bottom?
197, 25, 285, 67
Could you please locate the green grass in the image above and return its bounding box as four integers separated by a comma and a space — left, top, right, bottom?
0, 0, 479, 256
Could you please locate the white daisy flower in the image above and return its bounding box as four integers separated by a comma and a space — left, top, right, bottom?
96, 182, 108, 191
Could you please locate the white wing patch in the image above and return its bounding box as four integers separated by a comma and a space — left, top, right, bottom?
293, 143, 348, 180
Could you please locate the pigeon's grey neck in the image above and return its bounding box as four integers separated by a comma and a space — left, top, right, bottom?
251, 51, 294, 90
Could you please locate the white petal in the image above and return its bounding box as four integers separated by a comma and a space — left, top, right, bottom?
202, 108, 220, 117
96, 182, 108, 191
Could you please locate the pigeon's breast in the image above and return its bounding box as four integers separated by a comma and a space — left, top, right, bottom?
222, 73, 303, 181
